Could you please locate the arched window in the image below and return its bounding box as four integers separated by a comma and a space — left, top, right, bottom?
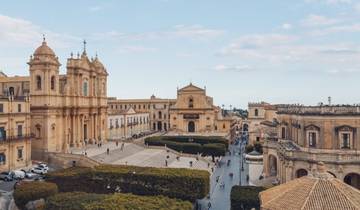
83, 81, 88, 96
50, 76, 55, 90
36, 76, 42, 90
0, 153, 6, 165
254, 109, 259, 116
35, 124, 41, 138
281, 127, 286, 139
189, 97, 194, 108
9, 87, 15, 96
158, 111, 162, 119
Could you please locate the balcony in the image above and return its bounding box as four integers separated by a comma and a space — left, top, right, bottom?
0, 134, 33, 144
264, 139, 360, 164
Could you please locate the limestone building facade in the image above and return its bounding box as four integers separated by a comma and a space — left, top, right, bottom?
108, 96, 176, 132
247, 102, 278, 144
262, 105, 360, 189
169, 83, 232, 134
28, 39, 108, 160
108, 107, 150, 140
0, 73, 32, 171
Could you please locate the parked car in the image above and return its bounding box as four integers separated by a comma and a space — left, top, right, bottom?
0, 172, 13, 181
31, 167, 47, 175
20, 169, 35, 179
12, 170, 25, 180
37, 163, 49, 171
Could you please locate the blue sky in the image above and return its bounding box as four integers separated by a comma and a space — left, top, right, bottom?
1, 0, 360, 108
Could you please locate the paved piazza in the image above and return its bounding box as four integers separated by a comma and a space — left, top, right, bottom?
70, 141, 214, 172
71, 136, 251, 210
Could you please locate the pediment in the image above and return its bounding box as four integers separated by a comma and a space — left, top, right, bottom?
178, 83, 204, 92
126, 107, 136, 114
304, 124, 320, 131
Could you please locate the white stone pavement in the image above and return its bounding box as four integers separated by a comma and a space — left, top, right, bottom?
71, 140, 214, 172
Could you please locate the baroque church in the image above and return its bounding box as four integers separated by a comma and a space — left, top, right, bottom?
169, 83, 232, 134
28, 39, 108, 160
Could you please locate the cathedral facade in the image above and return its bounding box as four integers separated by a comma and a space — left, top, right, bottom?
169, 83, 232, 134
29, 39, 108, 160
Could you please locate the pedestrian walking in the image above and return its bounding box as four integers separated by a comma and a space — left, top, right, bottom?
85, 151, 87, 156
211, 167, 214, 172
107, 148, 110, 155
207, 201, 211, 210
165, 159, 168, 167
207, 162, 210, 168
116, 141, 119, 147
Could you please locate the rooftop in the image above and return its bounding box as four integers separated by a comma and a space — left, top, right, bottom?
260, 162, 360, 210
276, 105, 360, 116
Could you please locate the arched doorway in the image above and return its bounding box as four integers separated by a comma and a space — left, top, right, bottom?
188, 121, 195, 132
157, 121, 162, 131
344, 173, 360, 189
268, 155, 277, 176
296, 169, 308, 178
9, 87, 15, 96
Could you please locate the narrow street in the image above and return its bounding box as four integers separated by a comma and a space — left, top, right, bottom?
199, 136, 249, 210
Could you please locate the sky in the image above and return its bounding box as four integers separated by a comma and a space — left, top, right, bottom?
1, 0, 360, 109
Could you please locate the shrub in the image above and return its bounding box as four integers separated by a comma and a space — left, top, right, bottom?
202, 143, 226, 156
45, 192, 193, 210
14, 181, 58, 210
245, 144, 254, 154
230, 186, 266, 210
145, 136, 227, 156
145, 136, 228, 147
254, 143, 263, 154
46, 165, 210, 201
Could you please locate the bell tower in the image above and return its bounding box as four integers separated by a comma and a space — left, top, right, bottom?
28, 37, 61, 106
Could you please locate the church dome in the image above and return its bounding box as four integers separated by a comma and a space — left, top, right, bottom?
34, 41, 56, 56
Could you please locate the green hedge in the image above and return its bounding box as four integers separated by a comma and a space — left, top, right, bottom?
14, 181, 58, 210
46, 192, 193, 210
230, 186, 266, 210
46, 165, 210, 201
146, 136, 228, 147
145, 136, 227, 156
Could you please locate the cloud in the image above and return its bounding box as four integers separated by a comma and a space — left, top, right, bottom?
90, 25, 225, 41
355, 3, 360, 11
309, 23, 360, 35
170, 25, 225, 40
117, 46, 158, 53
305, 0, 352, 4
0, 14, 79, 48
219, 34, 296, 55
89, 6, 102, 12
214, 64, 253, 72
301, 14, 340, 27
218, 33, 360, 73
282, 23, 292, 30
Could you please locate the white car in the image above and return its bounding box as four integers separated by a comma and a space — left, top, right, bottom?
37, 163, 49, 171
31, 167, 47, 175
12, 170, 26, 180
